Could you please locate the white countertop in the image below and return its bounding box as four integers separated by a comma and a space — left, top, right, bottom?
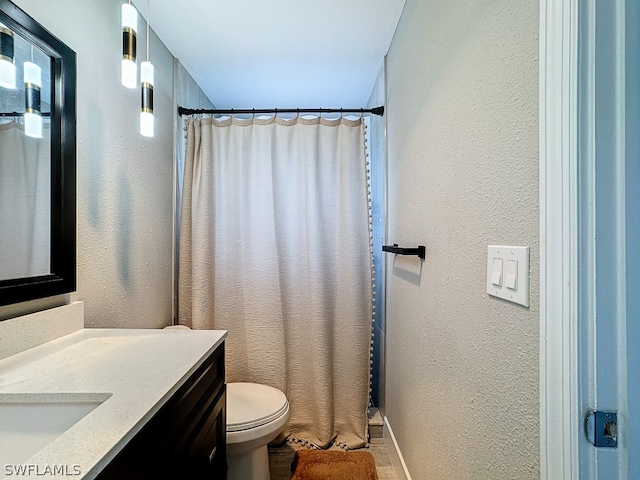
0, 328, 227, 479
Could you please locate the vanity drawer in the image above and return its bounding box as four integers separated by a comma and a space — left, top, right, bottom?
170, 343, 225, 435
176, 386, 226, 474
96, 342, 226, 479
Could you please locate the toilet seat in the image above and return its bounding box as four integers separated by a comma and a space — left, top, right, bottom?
227, 382, 288, 432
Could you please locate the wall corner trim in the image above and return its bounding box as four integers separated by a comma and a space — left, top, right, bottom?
539, 0, 580, 478
383, 416, 413, 480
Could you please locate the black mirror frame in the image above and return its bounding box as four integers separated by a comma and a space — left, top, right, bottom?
0, 0, 76, 307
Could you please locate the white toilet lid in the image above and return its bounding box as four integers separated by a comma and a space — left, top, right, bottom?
226, 382, 289, 432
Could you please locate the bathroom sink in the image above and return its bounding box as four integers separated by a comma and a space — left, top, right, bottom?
0, 393, 111, 468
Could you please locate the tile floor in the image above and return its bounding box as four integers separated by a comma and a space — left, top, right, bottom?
268, 437, 398, 480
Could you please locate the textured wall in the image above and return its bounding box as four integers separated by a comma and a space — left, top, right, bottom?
173, 60, 214, 321
384, 1, 539, 478
5, 0, 208, 328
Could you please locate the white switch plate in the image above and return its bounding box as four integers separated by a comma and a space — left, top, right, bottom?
486, 245, 530, 307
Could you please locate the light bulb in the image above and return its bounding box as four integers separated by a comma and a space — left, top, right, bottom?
121, 4, 137, 88
140, 60, 154, 85
24, 112, 42, 138
140, 111, 154, 137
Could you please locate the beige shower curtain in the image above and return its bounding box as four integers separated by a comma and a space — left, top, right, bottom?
178, 115, 372, 449
0, 122, 50, 281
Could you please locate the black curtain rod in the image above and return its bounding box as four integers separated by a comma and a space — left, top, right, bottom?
178, 106, 384, 117
0, 111, 51, 117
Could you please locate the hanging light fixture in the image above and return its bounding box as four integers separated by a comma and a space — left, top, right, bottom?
140, 0, 154, 137
140, 62, 154, 137
121, 1, 137, 88
24, 50, 42, 138
0, 22, 16, 89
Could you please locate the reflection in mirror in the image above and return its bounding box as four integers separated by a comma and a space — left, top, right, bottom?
0, 0, 75, 308
0, 22, 51, 282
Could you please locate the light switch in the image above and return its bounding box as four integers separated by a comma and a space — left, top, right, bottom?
505, 260, 517, 290
486, 246, 529, 307
491, 258, 503, 286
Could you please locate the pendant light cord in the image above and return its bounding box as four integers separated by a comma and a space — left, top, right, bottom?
146, 0, 150, 61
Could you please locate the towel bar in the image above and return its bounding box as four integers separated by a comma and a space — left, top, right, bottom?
382, 244, 426, 260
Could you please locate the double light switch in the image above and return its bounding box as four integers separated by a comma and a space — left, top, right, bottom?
486, 245, 529, 307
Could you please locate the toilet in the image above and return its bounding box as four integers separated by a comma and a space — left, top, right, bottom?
163, 326, 289, 480
226, 382, 290, 480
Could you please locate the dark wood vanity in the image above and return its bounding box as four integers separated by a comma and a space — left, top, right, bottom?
96, 343, 226, 479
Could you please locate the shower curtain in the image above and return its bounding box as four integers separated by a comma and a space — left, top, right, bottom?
178, 115, 373, 449
0, 122, 50, 281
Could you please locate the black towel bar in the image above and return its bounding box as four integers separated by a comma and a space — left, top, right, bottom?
382, 244, 426, 260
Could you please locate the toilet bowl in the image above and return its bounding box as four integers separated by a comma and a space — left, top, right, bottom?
226, 382, 289, 480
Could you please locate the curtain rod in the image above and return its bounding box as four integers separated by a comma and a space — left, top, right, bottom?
178, 106, 384, 117
0, 111, 51, 117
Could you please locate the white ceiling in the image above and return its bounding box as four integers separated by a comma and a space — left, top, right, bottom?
132, 0, 405, 109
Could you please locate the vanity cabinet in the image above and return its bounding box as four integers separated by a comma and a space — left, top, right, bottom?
96, 342, 226, 479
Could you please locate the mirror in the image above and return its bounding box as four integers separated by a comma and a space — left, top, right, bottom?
0, 0, 76, 307
0, 23, 51, 281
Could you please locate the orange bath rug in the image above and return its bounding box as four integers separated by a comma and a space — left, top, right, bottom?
291, 450, 378, 480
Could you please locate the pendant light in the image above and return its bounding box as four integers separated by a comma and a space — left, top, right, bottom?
121, 1, 137, 88
140, 0, 154, 137
0, 22, 16, 89
24, 47, 42, 138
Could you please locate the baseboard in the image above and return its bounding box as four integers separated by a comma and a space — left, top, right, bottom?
383, 416, 412, 480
